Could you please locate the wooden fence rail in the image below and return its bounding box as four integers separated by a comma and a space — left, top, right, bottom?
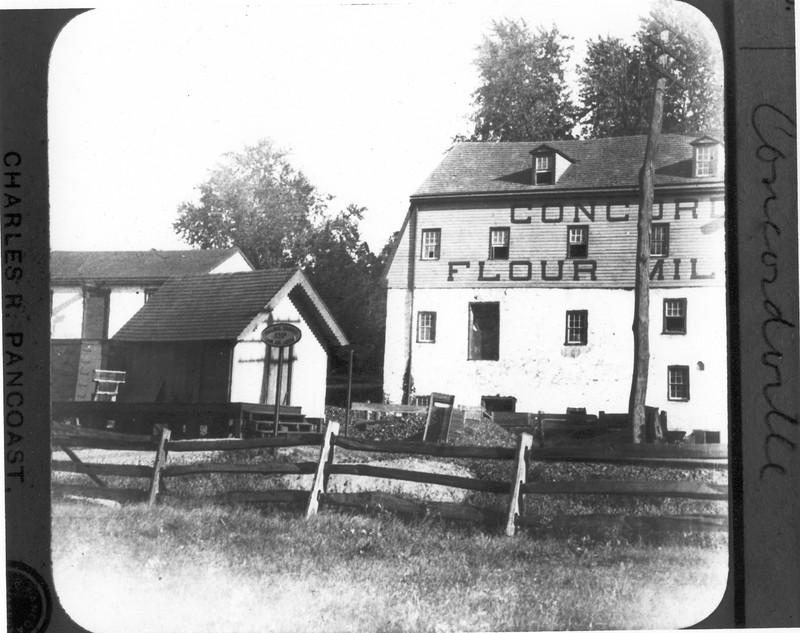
328, 464, 512, 494
351, 402, 428, 415
333, 436, 516, 460
161, 462, 318, 477
51, 422, 325, 508
52, 462, 154, 479
165, 435, 324, 452
519, 480, 727, 501
51, 420, 728, 536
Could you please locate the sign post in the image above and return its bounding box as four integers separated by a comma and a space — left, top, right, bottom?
261, 323, 302, 436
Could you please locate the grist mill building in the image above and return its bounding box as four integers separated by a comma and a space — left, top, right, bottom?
383, 134, 727, 440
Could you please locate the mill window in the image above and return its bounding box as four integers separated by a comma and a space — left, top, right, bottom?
667, 365, 690, 401
468, 302, 499, 360
695, 145, 715, 177
565, 310, 588, 345
489, 227, 510, 260
417, 312, 436, 343
420, 229, 441, 260
650, 223, 670, 257
663, 298, 687, 334
534, 154, 554, 185
566, 226, 589, 259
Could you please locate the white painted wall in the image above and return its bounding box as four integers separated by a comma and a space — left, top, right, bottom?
108, 287, 147, 337
209, 251, 254, 274
230, 295, 329, 418
51, 288, 83, 338
384, 286, 728, 439
384, 288, 411, 401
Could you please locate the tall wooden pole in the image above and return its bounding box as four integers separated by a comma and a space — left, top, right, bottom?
628, 73, 665, 443
629, 28, 680, 443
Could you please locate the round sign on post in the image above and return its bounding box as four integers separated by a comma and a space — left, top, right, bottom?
261, 322, 302, 347
261, 322, 302, 438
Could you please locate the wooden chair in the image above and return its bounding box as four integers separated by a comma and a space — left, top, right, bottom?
92, 370, 126, 402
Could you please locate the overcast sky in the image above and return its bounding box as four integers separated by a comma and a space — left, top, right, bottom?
48, 0, 718, 254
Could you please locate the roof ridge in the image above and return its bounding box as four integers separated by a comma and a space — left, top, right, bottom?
415, 133, 723, 198
165, 267, 298, 278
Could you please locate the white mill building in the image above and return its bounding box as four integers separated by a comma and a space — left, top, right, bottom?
383, 134, 727, 440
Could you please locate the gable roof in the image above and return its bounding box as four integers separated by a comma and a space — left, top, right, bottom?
413, 134, 724, 198
529, 143, 575, 162
50, 248, 250, 284
112, 268, 349, 347
690, 134, 723, 146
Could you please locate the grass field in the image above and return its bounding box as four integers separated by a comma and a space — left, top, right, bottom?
51, 412, 729, 632
53, 501, 727, 633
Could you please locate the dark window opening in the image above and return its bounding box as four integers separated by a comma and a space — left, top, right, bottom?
468, 302, 499, 360
663, 298, 687, 334
489, 227, 510, 260
534, 154, 554, 185
566, 225, 589, 259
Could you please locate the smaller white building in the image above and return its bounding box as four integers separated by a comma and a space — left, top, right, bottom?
110, 268, 349, 420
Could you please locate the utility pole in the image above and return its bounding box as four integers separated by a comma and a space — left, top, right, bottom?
628, 25, 686, 443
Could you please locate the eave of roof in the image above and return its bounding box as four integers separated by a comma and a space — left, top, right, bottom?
410, 180, 725, 203
50, 248, 247, 284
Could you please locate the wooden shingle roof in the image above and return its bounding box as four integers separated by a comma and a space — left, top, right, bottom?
413, 134, 723, 198
112, 268, 348, 347
51, 248, 247, 284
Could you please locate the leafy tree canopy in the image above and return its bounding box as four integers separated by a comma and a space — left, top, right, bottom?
464, 5, 722, 143
173, 139, 326, 269
578, 5, 723, 138
469, 20, 579, 142
173, 139, 392, 380
640, 3, 724, 135
577, 37, 651, 138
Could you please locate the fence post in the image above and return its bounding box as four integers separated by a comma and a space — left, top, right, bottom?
537, 411, 545, 447
505, 432, 533, 536
305, 420, 339, 519
148, 425, 171, 507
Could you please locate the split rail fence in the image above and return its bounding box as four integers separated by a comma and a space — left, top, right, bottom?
52, 420, 728, 535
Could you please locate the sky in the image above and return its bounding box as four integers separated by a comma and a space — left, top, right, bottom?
47, 0, 717, 254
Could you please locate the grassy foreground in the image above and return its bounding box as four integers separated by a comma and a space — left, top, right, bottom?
52, 500, 728, 633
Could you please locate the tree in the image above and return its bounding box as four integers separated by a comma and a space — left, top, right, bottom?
173, 138, 326, 269
578, 6, 723, 138
641, 4, 723, 134
173, 139, 391, 382
577, 37, 651, 138
469, 20, 579, 141
303, 204, 389, 377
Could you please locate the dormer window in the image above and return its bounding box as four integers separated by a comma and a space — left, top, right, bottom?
534, 153, 554, 185
695, 145, 714, 176
690, 136, 722, 178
